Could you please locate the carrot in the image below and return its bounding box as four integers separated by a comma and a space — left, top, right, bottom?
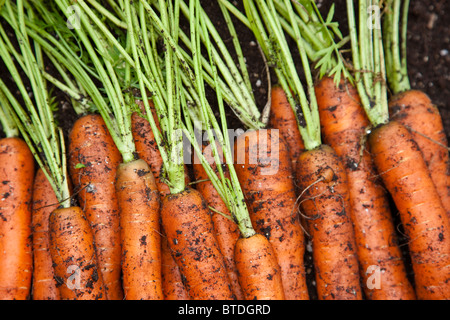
234, 129, 309, 300
161, 234, 191, 300
347, 0, 450, 300
295, 144, 363, 300
161, 187, 235, 300
68, 114, 123, 300
0, 137, 34, 300
383, 0, 450, 218
234, 233, 285, 300
193, 142, 244, 300
115, 158, 163, 300
269, 85, 305, 169
388, 90, 450, 217
316, 76, 416, 300
31, 168, 61, 300
49, 206, 106, 300
369, 121, 450, 300
131, 100, 190, 298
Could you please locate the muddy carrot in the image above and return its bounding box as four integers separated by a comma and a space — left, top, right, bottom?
0, 137, 34, 300
193, 142, 244, 300
68, 114, 123, 300
347, 0, 450, 299
316, 76, 415, 300
383, 0, 450, 216
115, 158, 162, 300
31, 168, 61, 300
49, 206, 106, 300
234, 129, 310, 300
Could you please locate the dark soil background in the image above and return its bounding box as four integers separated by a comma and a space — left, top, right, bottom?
0, 0, 448, 300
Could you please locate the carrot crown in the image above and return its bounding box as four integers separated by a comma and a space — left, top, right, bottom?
346, 0, 389, 127
236, 0, 322, 151
383, 0, 411, 95
0, 0, 71, 207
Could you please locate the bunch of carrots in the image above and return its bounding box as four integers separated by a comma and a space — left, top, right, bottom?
0, 0, 448, 301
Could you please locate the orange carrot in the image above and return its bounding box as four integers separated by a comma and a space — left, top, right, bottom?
389, 90, 450, 217
295, 144, 363, 300
68, 114, 123, 300
269, 85, 305, 169
316, 76, 416, 300
234, 233, 285, 300
161, 187, 235, 300
115, 158, 163, 300
369, 121, 450, 300
49, 206, 106, 300
0, 137, 34, 300
193, 142, 244, 300
131, 100, 189, 298
234, 129, 309, 300
161, 234, 191, 300
31, 168, 61, 300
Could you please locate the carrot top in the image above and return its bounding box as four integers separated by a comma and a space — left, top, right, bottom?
383, 0, 412, 95
182, 0, 256, 239
0, 0, 70, 207
346, 0, 389, 127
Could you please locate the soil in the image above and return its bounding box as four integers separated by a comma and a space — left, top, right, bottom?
0, 0, 448, 300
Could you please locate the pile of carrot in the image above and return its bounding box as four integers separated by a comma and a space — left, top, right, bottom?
0, 0, 449, 301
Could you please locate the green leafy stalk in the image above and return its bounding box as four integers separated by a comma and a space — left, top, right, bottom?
383, 0, 411, 95
347, 0, 389, 127
54, 0, 137, 163
242, 0, 322, 150
182, 0, 255, 238
0, 0, 70, 207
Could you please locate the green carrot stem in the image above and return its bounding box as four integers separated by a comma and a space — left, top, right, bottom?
347, 0, 389, 127
383, 0, 411, 95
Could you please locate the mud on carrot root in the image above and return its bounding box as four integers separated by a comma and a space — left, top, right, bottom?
49, 206, 107, 300
161, 188, 235, 300
295, 144, 363, 300
388, 90, 450, 218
